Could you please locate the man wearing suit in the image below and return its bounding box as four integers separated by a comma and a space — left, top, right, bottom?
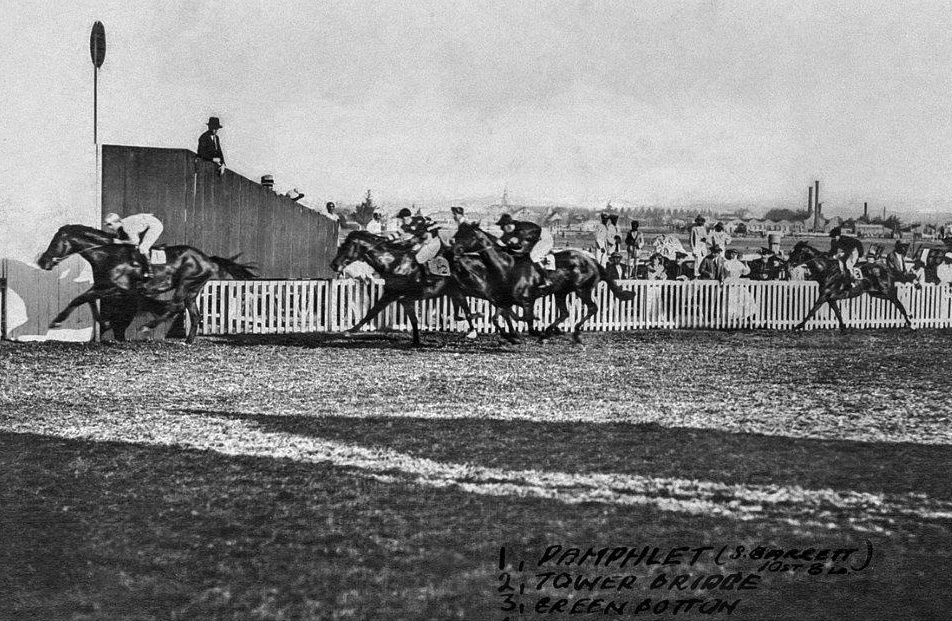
197, 116, 225, 174
885, 241, 911, 277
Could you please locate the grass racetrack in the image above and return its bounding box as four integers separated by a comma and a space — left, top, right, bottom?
1, 330, 951, 620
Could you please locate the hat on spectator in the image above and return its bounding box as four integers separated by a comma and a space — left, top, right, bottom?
695, 215, 706, 224
261, 174, 274, 188
895, 240, 909, 249
944, 252, 952, 261
451, 206, 464, 215
829, 227, 842, 237
710, 244, 723, 253
207, 116, 223, 129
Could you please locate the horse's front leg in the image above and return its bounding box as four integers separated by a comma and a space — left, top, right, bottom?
794, 295, 829, 331
827, 298, 848, 331
50, 286, 112, 329
344, 290, 398, 335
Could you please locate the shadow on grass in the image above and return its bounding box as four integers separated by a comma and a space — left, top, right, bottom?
202, 331, 532, 353
1, 430, 950, 621
176, 409, 952, 501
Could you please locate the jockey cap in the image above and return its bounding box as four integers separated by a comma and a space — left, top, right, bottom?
829, 227, 842, 237
104, 212, 121, 225
496, 213, 514, 226
451, 206, 464, 215
397, 208, 413, 218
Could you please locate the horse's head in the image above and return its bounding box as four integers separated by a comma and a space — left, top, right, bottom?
787, 241, 819, 267
330, 231, 371, 274
451, 221, 494, 255
37, 225, 111, 270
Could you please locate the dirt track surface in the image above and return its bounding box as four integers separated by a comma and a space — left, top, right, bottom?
2, 330, 951, 620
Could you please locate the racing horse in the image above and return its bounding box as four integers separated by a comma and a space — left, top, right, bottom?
451, 222, 636, 343
37, 224, 257, 343
330, 230, 481, 346
787, 241, 912, 330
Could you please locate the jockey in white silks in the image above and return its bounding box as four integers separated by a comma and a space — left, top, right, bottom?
103, 212, 164, 278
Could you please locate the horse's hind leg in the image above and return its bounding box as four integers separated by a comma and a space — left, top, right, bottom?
185, 298, 201, 344
451, 294, 478, 339
400, 300, 422, 347
522, 301, 539, 336
885, 291, 914, 329
572, 288, 599, 343
541, 294, 570, 341
828, 299, 848, 331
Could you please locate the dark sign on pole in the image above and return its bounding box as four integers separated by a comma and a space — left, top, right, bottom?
90, 21, 105, 68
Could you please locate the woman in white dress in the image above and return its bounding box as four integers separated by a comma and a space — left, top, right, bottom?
644, 254, 669, 325
721, 250, 757, 324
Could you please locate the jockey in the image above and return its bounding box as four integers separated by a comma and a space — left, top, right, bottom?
388, 207, 442, 278
451, 205, 468, 225
103, 212, 163, 278
828, 226, 864, 281
496, 213, 554, 289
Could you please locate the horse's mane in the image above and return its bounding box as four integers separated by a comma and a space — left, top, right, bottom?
59, 224, 117, 242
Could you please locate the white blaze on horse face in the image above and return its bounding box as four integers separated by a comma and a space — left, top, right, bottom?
378, 252, 395, 268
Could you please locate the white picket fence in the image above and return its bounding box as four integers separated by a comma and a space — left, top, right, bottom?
196, 279, 952, 335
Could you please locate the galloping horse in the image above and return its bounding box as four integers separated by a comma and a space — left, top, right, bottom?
787, 241, 912, 330
451, 222, 635, 343
37, 224, 256, 343
330, 231, 480, 346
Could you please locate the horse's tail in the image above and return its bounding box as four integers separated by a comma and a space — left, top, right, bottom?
210, 254, 258, 280
597, 263, 636, 301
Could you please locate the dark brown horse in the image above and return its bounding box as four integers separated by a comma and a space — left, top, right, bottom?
451, 222, 635, 343
788, 241, 912, 330
37, 224, 256, 343
330, 230, 481, 346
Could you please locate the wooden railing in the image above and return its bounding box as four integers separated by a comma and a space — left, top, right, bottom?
197, 280, 952, 335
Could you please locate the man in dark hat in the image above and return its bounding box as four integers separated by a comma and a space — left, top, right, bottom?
886, 240, 911, 276
496, 213, 553, 289
828, 226, 864, 281
197, 117, 225, 174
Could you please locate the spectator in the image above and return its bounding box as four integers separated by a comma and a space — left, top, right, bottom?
938, 252, 952, 286
689, 216, 709, 277
709, 222, 731, 251
606, 252, 626, 280
720, 249, 750, 281
197, 116, 225, 175
886, 241, 910, 275
321, 201, 340, 222
910, 260, 926, 288
260, 175, 275, 191
697, 244, 724, 280
625, 220, 645, 260
646, 254, 667, 280
593, 213, 611, 264
366, 212, 383, 234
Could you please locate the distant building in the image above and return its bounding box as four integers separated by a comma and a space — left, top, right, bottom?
855, 223, 888, 238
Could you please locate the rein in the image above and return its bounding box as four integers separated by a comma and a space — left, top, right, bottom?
50, 242, 115, 265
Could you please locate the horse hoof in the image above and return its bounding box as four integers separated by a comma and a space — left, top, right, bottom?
48, 321, 61, 329
340, 331, 353, 338
138, 325, 152, 334
465, 330, 477, 340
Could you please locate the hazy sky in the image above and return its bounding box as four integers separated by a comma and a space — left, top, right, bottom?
2, 1, 951, 258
